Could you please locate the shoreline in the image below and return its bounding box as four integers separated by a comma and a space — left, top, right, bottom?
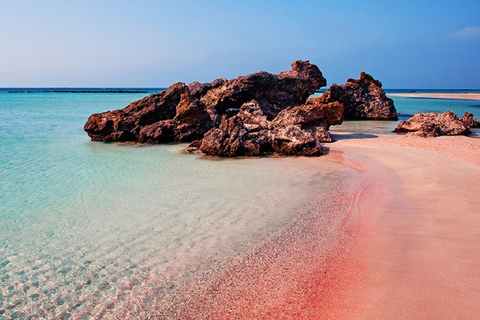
388, 93, 480, 100
320, 132, 480, 318
142, 132, 480, 318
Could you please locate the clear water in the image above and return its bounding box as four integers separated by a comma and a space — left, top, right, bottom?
330, 91, 480, 137
0, 90, 350, 318
1, 88, 478, 318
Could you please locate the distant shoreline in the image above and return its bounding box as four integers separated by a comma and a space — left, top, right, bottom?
6, 90, 149, 94
389, 93, 480, 100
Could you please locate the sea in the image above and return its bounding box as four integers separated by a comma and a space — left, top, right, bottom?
1, 88, 479, 318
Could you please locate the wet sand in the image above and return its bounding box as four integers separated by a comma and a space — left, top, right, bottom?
389, 93, 480, 100
142, 133, 480, 318
324, 132, 480, 319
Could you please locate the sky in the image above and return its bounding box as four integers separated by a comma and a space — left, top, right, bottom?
0, 0, 479, 89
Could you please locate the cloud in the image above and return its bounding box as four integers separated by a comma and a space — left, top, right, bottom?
446, 26, 480, 41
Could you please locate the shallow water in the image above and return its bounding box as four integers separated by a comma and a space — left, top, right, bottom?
330, 94, 480, 137
0, 91, 349, 318
2, 89, 478, 318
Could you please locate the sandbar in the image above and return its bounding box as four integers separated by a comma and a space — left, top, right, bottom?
389, 93, 480, 100
321, 132, 480, 319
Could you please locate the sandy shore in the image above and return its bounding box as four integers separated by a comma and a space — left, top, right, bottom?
322, 132, 480, 319
144, 132, 480, 318
389, 93, 480, 100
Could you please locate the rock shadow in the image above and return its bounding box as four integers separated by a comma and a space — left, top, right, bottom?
330, 132, 379, 140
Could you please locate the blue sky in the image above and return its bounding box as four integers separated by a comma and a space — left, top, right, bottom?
0, 0, 479, 88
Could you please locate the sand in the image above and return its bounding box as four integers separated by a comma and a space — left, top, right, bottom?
389, 93, 480, 100
142, 132, 480, 318
322, 132, 480, 319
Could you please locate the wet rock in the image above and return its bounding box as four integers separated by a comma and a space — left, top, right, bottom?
320, 72, 397, 120
394, 111, 470, 137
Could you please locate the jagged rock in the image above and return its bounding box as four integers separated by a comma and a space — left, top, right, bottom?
173, 93, 215, 142
271, 125, 324, 156
459, 112, 480, 129
273, 97, 344, 129
84, 83, 187, 142
319, 72, 397, 120
138, 120, 175, 143
84, 60, 326, 144
199, 101, 273, 157
198, 99, 344, 157
394, 111, 470, 137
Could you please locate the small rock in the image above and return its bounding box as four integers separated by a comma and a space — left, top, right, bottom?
394, 111, 470, 137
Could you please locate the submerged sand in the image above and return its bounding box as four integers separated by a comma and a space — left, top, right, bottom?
389, 93, 480, 100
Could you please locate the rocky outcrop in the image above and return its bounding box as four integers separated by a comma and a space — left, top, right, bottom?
459, 112, 480, 129
319, 72, 397, 120
198, 98, 344, 157
394, 111, 470, 137
84, 61, 326, 145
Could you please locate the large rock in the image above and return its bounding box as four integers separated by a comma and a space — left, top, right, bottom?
319, 72, 397, 120
394, 111, 470, 137
84, 61, 326, 144
198, 99, 344, 157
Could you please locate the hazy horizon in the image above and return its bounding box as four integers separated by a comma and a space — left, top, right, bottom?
1, 1, 479, 89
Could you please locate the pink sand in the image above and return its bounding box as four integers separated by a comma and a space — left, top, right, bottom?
144, 133, 480, 318
322, 132, 480, 319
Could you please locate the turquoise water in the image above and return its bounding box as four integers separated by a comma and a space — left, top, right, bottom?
1, 89, 479, 318
330, 91, 480, 136
0, 90, 351, 318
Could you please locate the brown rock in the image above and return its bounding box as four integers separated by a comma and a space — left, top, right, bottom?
173, 93, 215, 142
273, 97, 344, 129
138, 120, 175, 143
84, 61, 326, 145
459, 112, 480, 129
394, 111, 470, 137
84, 83, 187, 142
199, 60, 326, 120
199, 101, 273, 157
271, 125, 324, 156
320, 72, 397, 120
198, 98, 341, 156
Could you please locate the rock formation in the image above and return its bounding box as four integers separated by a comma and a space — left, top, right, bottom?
197, 98, 344, 157
459, 112, 480, 129
84, 60, 326, 144
84, 61, 400, 157
319, 72, 397, 120
394, 111, 470, 137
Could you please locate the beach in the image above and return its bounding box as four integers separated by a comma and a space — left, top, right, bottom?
119, 132, 480, 319
316, 132, 480, 319
2, 89, 480, 318
389, 93, 480, 100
